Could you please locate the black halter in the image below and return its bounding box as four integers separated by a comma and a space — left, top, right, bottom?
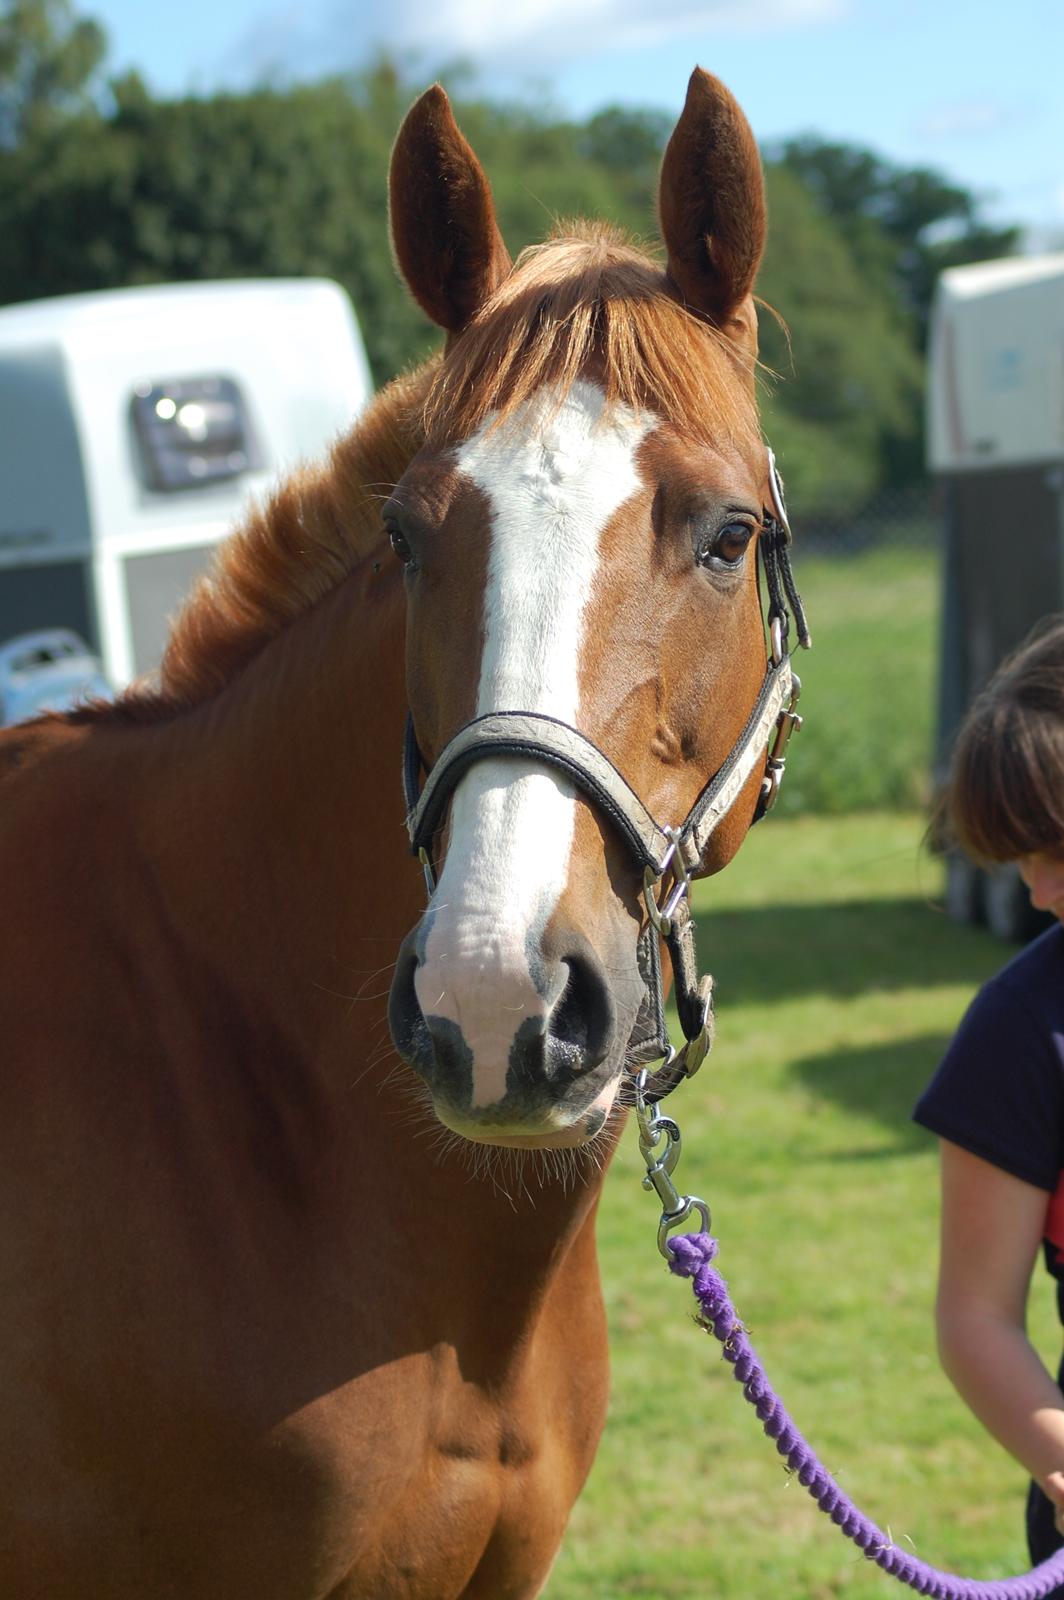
400, 448, 810, 1105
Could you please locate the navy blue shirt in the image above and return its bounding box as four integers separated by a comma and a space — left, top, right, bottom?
914, 924, 1064, 1291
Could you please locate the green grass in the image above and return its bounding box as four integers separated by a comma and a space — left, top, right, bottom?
780, 544, 939, 815
547, 812, 1059, 1599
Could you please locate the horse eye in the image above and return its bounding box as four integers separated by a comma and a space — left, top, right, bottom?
718, 522, 753, 563
699, 520, 753, 569
387, 525, 413, 566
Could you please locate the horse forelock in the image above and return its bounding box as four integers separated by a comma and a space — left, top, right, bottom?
421, 221, 764, 463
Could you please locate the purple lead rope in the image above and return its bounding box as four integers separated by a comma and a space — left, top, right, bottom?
667, 1233, 1064, 1600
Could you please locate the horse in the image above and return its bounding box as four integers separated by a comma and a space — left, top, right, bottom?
0, 68, 799, 1599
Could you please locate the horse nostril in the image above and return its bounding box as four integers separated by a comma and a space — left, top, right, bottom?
388, 932, 431, 1072
549, 954, 614, 1071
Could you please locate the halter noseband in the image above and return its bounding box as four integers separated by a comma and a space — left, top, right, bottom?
400, 446, 810, 1105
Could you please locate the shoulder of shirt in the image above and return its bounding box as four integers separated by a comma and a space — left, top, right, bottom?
977, 923, 1064, 1015
993, 922, 1064, 984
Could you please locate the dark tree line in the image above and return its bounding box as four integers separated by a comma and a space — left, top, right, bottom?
0, 0, 1020, 512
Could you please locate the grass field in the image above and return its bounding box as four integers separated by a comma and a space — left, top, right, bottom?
545, 815, 1059, 1598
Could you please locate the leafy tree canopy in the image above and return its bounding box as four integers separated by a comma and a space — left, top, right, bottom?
0, 0, 106, 147
773, 135, 1020, 346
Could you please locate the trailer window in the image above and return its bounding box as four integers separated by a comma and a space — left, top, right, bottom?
130, 376, 261, 492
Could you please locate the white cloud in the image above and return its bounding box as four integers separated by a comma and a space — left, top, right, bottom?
225, 0, 848, 83
915, 100, 1013, 141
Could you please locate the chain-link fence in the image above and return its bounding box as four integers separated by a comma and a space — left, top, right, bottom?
796, 481, 938, 556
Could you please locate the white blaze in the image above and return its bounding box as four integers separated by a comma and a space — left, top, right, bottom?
414, 380, 652, 1109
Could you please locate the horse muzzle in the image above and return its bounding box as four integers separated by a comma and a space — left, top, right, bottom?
387, 921, 632, 1145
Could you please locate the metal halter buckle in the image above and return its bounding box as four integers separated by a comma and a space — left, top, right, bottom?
766, 446, 791, 539
641, 827, 689, 938
769, 613, 785, 668
758, 672, 803, 817
418, 846, 436, 897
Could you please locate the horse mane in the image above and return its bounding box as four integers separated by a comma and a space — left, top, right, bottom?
86, 222, 763, 725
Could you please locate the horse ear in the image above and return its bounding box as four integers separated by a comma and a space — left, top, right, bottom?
658, 69, 766, 352
389, 85, 512, 335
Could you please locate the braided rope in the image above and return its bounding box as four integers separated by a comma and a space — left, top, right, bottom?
667, 1233, 1064, 1599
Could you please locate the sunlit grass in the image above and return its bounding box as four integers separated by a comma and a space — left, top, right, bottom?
781, 544, 939, 815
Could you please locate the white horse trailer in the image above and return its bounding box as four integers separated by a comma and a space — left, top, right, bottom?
0, 279, 372, 696
927, 252, 1064, 939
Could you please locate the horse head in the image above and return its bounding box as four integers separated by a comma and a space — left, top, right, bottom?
387, 70, 800, 1149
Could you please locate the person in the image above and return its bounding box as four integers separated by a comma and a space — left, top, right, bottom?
914, 615, 1064, 1581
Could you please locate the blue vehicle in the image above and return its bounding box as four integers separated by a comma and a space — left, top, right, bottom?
0, 628, 112, 726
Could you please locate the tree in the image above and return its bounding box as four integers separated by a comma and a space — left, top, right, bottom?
0, 71, 443, 382
0, 0, 106, 147
772, 135, 1019, 347
574, 105, 671, 220
756, 163, 924, 511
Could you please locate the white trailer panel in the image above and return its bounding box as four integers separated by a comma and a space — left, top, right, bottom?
927, 253, 1064, 940
0, 279, 373, 688
928, 253, 1064, 474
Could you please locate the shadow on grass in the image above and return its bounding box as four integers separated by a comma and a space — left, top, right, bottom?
790, 1032, 953, 1152
692, 895, 1001, 1007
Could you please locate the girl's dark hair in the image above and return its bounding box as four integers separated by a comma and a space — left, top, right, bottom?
946, 615, 1064, 864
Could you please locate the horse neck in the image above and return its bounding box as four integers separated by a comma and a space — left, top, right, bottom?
131, 551, 415, 1057
123, 367, 431, 1056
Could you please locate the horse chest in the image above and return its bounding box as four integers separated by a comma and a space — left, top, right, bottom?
1, 1236, 600, 1600
14, 1382, 573, 1600
257, 1340, 589, 1600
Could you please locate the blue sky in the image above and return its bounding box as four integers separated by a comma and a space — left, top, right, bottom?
86, 0, 1062, 244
